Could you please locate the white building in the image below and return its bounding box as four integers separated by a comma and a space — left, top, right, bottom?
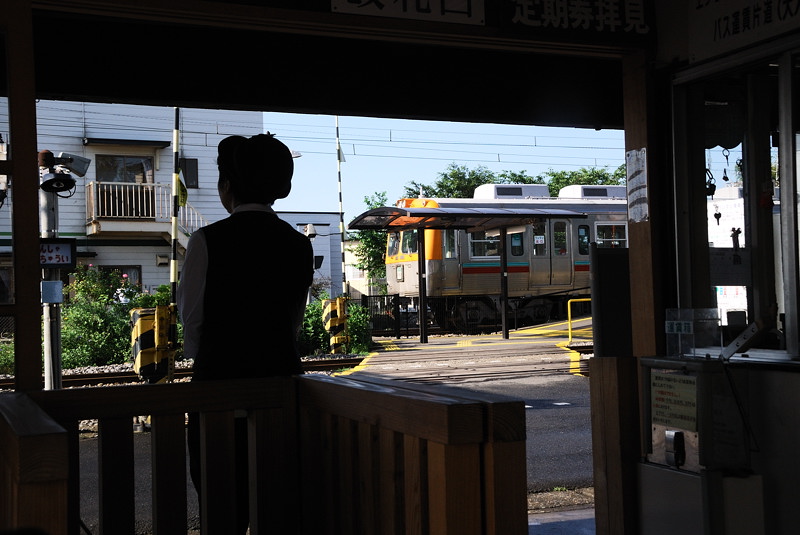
0, 100, 343, 298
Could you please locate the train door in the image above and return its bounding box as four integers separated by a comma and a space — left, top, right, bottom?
440, 229, 460, 290
529, 221, 551, 286
550, 220, 572, 285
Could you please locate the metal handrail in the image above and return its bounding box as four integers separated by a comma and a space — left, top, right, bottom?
567, 298, 592, 344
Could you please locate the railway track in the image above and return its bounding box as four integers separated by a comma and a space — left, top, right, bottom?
0, 357, 363, 390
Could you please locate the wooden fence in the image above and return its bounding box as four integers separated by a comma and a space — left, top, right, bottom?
0, 373, 527, 535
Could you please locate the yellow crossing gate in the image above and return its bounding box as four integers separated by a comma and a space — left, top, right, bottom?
131, 305, 176, 383
323, 297, 349, 354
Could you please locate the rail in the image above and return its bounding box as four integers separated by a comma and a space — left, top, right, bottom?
85, 181, 207, 235
567, 298, 592, 344
0, 373, 527, 534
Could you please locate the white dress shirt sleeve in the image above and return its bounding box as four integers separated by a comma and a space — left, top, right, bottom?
177, 229, 208, 361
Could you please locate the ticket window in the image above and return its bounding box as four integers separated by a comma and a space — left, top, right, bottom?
672, 51, 800, 359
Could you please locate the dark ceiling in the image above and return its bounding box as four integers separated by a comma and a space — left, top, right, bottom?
3, 10, 625, 129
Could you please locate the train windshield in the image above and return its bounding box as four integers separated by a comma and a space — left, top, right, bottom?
387, 232, 400, 256
401, 230, 418, 254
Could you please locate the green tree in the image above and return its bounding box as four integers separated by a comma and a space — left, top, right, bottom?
403, 163, 542, 199
351, 192, 389, 294
404, 163, 496, 198
537, 165, 626, 196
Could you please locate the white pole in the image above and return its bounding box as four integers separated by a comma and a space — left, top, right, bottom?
336, 116, 347, 296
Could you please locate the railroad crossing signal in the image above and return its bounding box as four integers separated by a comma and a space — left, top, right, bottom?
323, 297, 349, 354
131, 305, 177, 383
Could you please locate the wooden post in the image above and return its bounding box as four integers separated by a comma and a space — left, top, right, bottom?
0, 393, 68, 534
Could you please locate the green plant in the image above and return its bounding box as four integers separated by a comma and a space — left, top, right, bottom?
345, 303, 372, 354
61, 265, 132, 368
298, 293, 330, 356
0, 340, 14, 375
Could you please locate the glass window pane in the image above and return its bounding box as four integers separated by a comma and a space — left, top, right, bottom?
596, 224, 627, 248
531, 222, 547, 256
578, 225, 590, 255
443, 229, 457, 259
96, 155, 154, 183
387, 232, 400, 257
401, 230, 418, 254
469, 230, 499, 258
510, 232, 524, 256
553, 222, 567, 255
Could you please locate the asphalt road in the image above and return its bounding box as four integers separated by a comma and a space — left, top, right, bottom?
349, 318, 595, 492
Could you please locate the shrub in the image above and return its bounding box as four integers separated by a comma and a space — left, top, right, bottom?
345, 303, 372, 354
298, 294, 330, 356
61, 266, 132, 368
0, 340, 14, 375
61, 265, 178, 369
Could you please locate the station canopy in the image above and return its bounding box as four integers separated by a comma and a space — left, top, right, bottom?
348, 206, 587, 233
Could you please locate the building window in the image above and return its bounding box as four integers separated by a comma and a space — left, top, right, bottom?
96, 155, 154, 183
99, 265, 142, 287
179, 158, 199, 188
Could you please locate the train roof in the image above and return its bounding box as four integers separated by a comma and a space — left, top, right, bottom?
395, 196, 627, 215
349, 183, 628, 231
473, 183, 627, 200
348, 205, 587, 232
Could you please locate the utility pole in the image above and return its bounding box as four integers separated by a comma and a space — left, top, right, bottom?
336, 116, 348, 296
38, 150, 86, 389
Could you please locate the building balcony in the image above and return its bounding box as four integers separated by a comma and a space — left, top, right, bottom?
85, 181, 206, 252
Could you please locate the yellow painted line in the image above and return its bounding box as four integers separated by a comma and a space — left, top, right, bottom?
377, 339, 400, 351
556, 341, 588, 377
456, 339, 473, 347
335, 349, 379, 376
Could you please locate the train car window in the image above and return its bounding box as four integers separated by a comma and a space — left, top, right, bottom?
443, 229, 457, 259
401, 230, 418, 254
596, 223, 627, 248
469, 231, 500, 258
531, 222, 547, 256
387, 232, 400, 257
511, 232, 524, 256
577, 225, 590, 255
553, 222, 568, 255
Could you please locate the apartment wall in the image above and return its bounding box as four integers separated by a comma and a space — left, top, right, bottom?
0, 99, 342, 296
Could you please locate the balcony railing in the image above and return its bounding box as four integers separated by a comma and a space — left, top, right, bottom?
85, 181, 207, 236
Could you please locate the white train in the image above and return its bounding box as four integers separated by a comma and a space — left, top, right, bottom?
384, 184, 629, 332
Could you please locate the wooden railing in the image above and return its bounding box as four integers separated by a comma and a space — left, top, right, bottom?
0, 373, 527, 535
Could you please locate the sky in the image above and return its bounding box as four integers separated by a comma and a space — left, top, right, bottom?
261, 112, 629, 223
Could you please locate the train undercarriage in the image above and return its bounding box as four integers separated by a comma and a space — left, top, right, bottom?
364, 293, 592, 335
